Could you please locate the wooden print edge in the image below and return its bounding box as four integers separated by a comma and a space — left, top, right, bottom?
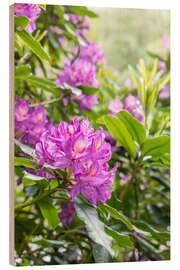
9, 4, 15, 266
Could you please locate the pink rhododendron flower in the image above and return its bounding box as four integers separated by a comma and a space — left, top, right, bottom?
35, 117, 118, 205
74, 40, 106, 66
158, 61, 167, 73
79, 94, 98, 113
124, 94, 144, 123
59, 201, 75, 227
68, 13, 90, 36
159, 85, 170, 99
14, 4, 41, 33
108, 98, 124, 114
55, 58, 99, 88
15, 98, 52, 146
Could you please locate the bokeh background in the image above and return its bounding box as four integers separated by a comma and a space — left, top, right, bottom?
88, 8, 170, 83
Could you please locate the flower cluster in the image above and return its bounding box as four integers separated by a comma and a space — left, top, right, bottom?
14, 4, 41, 33
68, 13, 90, 36
36, 117, 118, 205
15, 98, 52, 146
108, 94, 144, 123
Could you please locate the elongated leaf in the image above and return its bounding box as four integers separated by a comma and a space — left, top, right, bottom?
38, 199, 59, 229
93, 243, 111, 263
68, 6, 98, 18
117, 110, 146, 145
54, 5, 64, 19
141, 135, 170, 158
98, 204, 133, 231
15, 65, 31, 79
75, 198, 114, 256
15, 139, 35, 156
79, 85, 99, 95
133, 234, 160, 254
15, 16, 29, 30
38, 4, 46, 10
16, 30, 50, 62
14, 157, 38, 169
22, 171, 48, 187
25, 75, 60, 94
102, 115, 137, 158
105, 227, 134, 248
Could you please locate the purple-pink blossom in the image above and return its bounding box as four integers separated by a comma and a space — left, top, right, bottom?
55, 58, 99, 88
161, 35, 170, 52
159, 84, 170, 100
108, 98, 124, 114
158, 61, 167, 73
35, 117, 118, 205
74, 40, 106, 66
58, 201, 75, 227
14, 4, 41, 33
68, 13, 90, 36
15, 98, 51, 146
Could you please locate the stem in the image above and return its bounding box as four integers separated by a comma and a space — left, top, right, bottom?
29, 97, 61, 108
120, 167, 138, 202
15, 186, 63, 211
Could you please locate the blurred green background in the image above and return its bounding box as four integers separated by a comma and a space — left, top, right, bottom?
88, 8, 170, 84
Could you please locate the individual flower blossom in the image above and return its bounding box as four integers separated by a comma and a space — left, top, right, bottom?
161, 35, 170, 52
108, 98, 124, 115
15, 98, 51, 146
79, 94, 98, 113
124, 78, 136, 90
120, 173, 131, 185
159, 84, 170, 99
74, 40, 106, 66
58, 201, 75, 227
14, 4, 41, 33
36, 117, 118, 205
68, 13, 90, 36
55, 58, 99, 88
124, 94, 144, 123
158, 61, 167, 73
49, 26, 66, 47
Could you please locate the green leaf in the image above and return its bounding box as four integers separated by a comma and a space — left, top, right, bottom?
105, 227, 134, 248
141, 135, 170, 158
117, 110, 146, 145
25, 75, 60, 94
133, 234, 160, 254
16, 30, 50, 62
22, 171, 48, 187
54, 5, 64, 19
79, 85, 99, 95
38, 4, 46, 10
102, 115, 137, 158
15, 65, 31, 79
15, 16, 29, 30
98, 204, 133, 231
92, 243, 111, 263
75, 198, 114, 256
161, 153, 170, 168
15, 139, 35, 156
68, 6, 98, 18
38, 199, 59, 229
14, 157, 39, 169
32, 236, 68, 247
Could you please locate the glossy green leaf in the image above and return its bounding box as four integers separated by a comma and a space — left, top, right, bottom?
75, 198, 114, 256
38, 4, 46, 10
14, 157, 38, 169
38, 199, 59, 229
117, 110, 146, 145
68, 6, 98, 18
102, 115, 137, 158
98, 204, 133, 231
105, 227, 134, 248
25, 75, 60, 94
15, 65, 31, 79
141, 135, 170, 158
15, 139, 35, 156
15, 16, 29, 30
16, 30, 50, 62
79, 85, 99, 95
92, 243, 111, 263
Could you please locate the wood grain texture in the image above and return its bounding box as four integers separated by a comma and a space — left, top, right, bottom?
9, 4, 15, 266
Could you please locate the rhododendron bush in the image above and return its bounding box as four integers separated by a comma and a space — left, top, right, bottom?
13, 4, 170, 266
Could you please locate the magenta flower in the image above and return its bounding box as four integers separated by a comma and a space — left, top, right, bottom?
158, 61, 167, 73
15, 98, 51, 146
79, 94, 98, 113
108, 98, 124, 114
14, 4, 41, 33
124, 94, 144, 123
159, 85, 170, 99
68, 13, 90, 36
74, 40, 106, 66
55, 58, 99, 88
36, 117, 118, 205
58, 201, 75, 227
